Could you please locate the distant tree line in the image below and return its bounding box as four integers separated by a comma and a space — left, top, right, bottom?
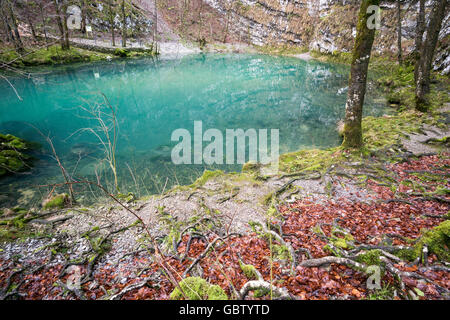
0, 0, 153, 52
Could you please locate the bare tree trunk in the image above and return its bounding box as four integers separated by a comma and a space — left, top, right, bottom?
415, 0, 447, 112
121, 0, 126, 47
0, 5, 14, 44
414, 0, 425, 83
222, 4, 231, 43
40, 5, 49, 49
197, 0, 204, 41
53, 0, 69, 50
27, 15, 38, 41
62, 2, 70, 49
342, 0, 379, 149
107, 0, 116, 46
80, 0, 86, 34
6, 0, 24, 53
397, 0, 402, 65
153, 0, 158, 53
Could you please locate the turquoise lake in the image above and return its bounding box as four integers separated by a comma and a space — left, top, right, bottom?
0, 53, 387, 207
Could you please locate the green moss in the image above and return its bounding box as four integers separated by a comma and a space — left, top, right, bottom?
331, 237, 353, 249
113, 48, 129, 57
395, 247, 419, 262
272, 244, 292, 261
0, 208, 44, 242
362, 111, 425, 150
239, 261, 258, 279
0, 45, 140, 68
206, 285, 228, 300
261, 192, 274, 206
253, 287, 270, 298
189, 170, 224, 188
256, 44, 308, 56
170, 277, 227, 300
394, 221, 450, 262
310, 50, 353, 65
355, 249, 382, 265
242, 161, 261, 174
42, 194, 68, 210
419, 220, 450, 262
0, 133, 36, 177
279, 147, 343, 174
366, 283, 395, 300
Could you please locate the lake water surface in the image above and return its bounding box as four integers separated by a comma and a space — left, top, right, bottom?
0, 53, 387, 207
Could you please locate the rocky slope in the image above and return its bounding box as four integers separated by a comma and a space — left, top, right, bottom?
203, 0, 449, 73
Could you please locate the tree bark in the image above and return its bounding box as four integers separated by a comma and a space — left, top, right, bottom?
62, 2, 70, 49
415, 0, 447, 112
27, 15, 37, 41
0, 5, 14, 44
80, 0, 86, 34
414, 0, 425, 83
121, 0, 126, 47
6, 0, 24, 53
397, 0, 402, 65
342, 0, 379, 149
53, 0, 69, 50
107, 0, 116, 46
39, 5, 49, 49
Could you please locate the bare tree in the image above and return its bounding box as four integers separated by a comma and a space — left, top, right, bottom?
121, 0, 126, 47
79, 0, 86, 34
5, 0, 25, 53
397, 0, 402, 65
106, 0, 116, 47
414, 0, 425, 83
52, 0, 70, 50
342, 0, 379, 149
0, 4, 14, 44
39, 1, 50, 49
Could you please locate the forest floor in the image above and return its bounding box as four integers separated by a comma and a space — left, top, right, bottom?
1, 101, 448, 300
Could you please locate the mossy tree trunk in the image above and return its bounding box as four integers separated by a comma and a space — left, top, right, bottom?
414, 0, 425, 84
342, 0, 379, 149
415, 0, 447, 112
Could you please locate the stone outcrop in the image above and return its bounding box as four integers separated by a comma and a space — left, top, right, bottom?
204, 0, 449, 74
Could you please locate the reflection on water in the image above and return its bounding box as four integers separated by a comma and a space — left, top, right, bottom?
0, 53, 387, 207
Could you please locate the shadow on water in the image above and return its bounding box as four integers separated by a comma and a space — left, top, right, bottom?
0, 53, 388, 208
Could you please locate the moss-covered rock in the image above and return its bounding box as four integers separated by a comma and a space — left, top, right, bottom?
0, 133, 36, 177
42, 194, 69, 210
170, 277, 227, 300
113, 48, 130, 57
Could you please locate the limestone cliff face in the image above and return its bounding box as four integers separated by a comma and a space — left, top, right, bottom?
204, 0, 449, 73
